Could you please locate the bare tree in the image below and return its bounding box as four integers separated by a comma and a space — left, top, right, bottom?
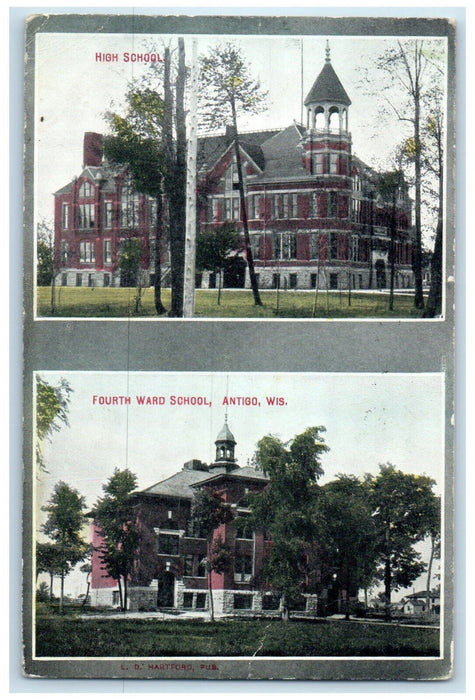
199, 43, 268, 306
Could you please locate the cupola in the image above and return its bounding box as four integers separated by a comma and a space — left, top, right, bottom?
304, 41, 351, 133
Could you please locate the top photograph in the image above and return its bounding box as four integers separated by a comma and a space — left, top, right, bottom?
29, 17, 454, 320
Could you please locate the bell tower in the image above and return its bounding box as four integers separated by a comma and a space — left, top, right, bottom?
212, 416, 237, 470
303, 41, 352, 180
304, 40, 351, 134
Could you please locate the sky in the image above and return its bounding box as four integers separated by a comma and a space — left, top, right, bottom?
34, 31, 447, 237
34, 370, 445, 598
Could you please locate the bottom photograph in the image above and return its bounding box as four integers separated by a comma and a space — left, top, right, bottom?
25, 371, 450, 680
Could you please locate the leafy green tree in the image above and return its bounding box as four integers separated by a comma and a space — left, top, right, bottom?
36, 219, 58, 313
36, 581, 50, 603
37, 239, 53, 287
93, 468, 139, 611
367, 463, 440, 620
250, 427, 329, 619
36, 376, 73, 472
41, 481, 88, 611
318, 475, 379, 619
117, 237, 146, 314
36, 541, 63, 599
191, 489, 234, 621
196, 224, 241, 304
199, 43, 267, 307
104, 88, 167, 315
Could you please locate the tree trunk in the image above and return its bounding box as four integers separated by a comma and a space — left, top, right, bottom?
168, 38, 187, 317
389, 199, 397, 312
217, 270, 222, 305
154, 191, 167, 315
60, 569, 64, 613
117, 576, 123, 611
425, 535, 435, 616
423, 158, 443, 317
384, 552, 392, 622
183, 38, 198, 318
81, 579, 90, 608
123, 575, 128, 612
49, 572, 54, 600
230, 99, 262, 306
208, 568, 215, 622
413, 76, 425, 310
280, 593, 289, 621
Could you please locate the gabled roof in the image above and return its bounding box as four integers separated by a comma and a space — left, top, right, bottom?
253, 123, 309, 183
53, 164, 123, 196
304, 61, 351, 107
138, 466, 227, 500
197, 129, 280, 174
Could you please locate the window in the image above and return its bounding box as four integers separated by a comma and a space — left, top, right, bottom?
104, 201, 113, 229
247, 194, 258, 220
282, 233, 296, 259
262, 594, 280, 610
329, 233, 338, 260
157, 533, 179, 555
75, 273, 82, 287
250, 234, 260, 260
328, 192, 337, 219
61, 203, 70, 229
60, 240, 69, 265
196, 559, 206, 578
312, 153, 326, 174
183, 592, 193, 608
196, 593, 207, 609
272, 273, 281, 289
88, 273, 94, 287
184, 555, 193, 576
309, 194, 317, 218
61, 273, 67, 286
103, 239, 112, 264
309, 234, 318, 260
234, 554, 253, 581
104, 273, 110, 287
310, 273, 317, 289
79, 181, 93, 197
235, 519, 253, 540
329, 272, 338, 290
224, 197, 240, 221
224, 160, 240, 192
289, 273, 297, 289
78, 203, 95, 229
289, 194, 298, 218
234, 594, 252, 610
272, 233, 281, 259
329, 153, 339, 174
112, 591, 120, 606
79, 240, 95, 263
121, 185, 140, 227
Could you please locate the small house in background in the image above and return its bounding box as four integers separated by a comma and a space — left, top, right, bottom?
400, 590, 440, 616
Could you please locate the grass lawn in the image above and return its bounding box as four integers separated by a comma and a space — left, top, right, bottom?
37, 286, 426, 319
35, 615, 439, 657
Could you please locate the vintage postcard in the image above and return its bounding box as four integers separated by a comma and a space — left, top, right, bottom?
24, 371, 451, 679
21, 13, 457, 684
24, 14, 455, 321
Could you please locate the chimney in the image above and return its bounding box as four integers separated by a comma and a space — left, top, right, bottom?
83, 132, 103, 167
225, 124, 237, 144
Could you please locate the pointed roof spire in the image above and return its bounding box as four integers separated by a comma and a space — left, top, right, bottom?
304, 47, 351, 107
216, 418, 236, 445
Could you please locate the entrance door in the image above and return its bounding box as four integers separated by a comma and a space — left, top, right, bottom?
157, 571, 175, 608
